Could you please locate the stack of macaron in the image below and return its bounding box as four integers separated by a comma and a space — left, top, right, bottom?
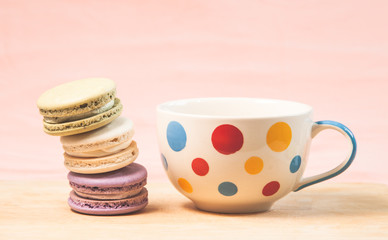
37, 78, 148, 215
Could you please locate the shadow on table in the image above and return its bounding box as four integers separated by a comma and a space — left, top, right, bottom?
180, 183, 388, 217
68, 202, 160, 217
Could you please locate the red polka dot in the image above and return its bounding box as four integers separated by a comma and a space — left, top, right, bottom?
262, 181, 280, 196
191, 158, 209, 176
211, 124, 244, 155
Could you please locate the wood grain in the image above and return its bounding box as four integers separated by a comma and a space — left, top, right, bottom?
0, 181, 387, 239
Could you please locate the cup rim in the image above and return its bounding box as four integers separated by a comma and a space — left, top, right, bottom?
157, 97, 313, 119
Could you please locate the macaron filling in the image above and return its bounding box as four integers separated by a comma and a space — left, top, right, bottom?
44, 100, 115, 124
65, 139, 133, 158
75, 190, 142, 200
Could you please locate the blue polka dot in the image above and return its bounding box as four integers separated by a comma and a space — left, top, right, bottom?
167, 121, 187, 152
218, 182, 238, 196
290, 155, 301, 173
161, 154, 168, 171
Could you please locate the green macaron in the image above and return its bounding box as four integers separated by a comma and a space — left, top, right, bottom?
37, 78, 123, 136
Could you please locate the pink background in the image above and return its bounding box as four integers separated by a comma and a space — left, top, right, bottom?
0, 1, 387, 185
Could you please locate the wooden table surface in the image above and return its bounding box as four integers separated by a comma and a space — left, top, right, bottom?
1, 181, 387, 239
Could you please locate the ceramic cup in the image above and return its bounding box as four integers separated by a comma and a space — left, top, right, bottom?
157, 98, 356, 213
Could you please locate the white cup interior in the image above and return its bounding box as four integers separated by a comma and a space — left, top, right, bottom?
158, 98, 312, 118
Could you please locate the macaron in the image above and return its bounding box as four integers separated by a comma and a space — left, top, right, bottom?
61, 116, 135, 158
63, 141, 138, 174
68, 163, 147, 200
37, 78, 123, 136
68, 189, 148, 215
61, 117, 139, 174
67, 163, 148, 215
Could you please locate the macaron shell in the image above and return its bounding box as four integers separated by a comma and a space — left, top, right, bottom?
60, 116, 134, 153
37, 78, 116, 117
43, 98, 122, 136
64, 141, 139, 174
68, 188, 148, 215
67, 162, 147, 188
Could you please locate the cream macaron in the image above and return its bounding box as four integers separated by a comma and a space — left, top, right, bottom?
61, 116, 138, 174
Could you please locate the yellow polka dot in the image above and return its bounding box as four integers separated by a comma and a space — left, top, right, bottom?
245, 156, 264, 175
178, 178, 193, 193
266, 122, 292, 152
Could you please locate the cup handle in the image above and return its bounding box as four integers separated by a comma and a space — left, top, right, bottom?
293, 120, 357, 191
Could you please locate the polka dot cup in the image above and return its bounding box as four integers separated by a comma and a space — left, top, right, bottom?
157, 98, 356, 213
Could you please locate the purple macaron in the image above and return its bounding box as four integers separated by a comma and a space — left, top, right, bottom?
67, 163, 148, 215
